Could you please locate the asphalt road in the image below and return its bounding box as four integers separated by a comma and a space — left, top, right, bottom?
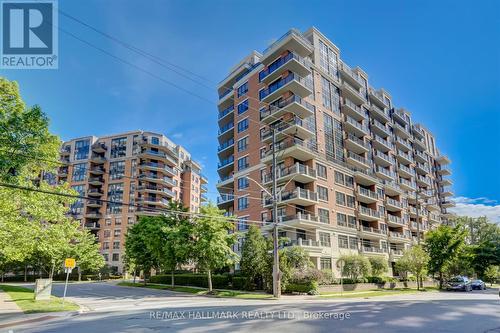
9, 282, 500, 333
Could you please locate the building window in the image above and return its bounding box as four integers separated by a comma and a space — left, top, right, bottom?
237, 118, 249, 132
237, 197, 249, 210
319, 232, 331, 247
115, 218, 122, 225
338, 235, 348, 249
105, 219, 112, 226
103, 242, 110, 250
128, 217, 134, 224
151, 137, 160, 145
106, 183, 124, 214
114, 229, 121, 237
321, 76, 332, 109
237, 82, 248, 97
324, 114, 344, 162
104, 230, 111, 238
72, 163, 87, 182
103, 254, 109, 261
113, 241, 120, 250
345, 175, 354, 188
237, 99, 249, 114
349, 237, 358, 250
110, 161, 125, 180
70, 185, 85, 214
237, 177, 249, 190
320, 257, 332, 270
316, 163, 327, 179
317, 186, 328, 201
112, 253, 120, 261
237, 137, 248, 152
334, 171, 344, 185
111, 137, 127, 158
74, 139, 90, 160
337, 213, 347, 226
346, 195, 356, 208
318, 208, 330, 224
348, 215, 357, 228
238, 217, 249, 230
237, 156, 249, 171
336, 192, 346, 206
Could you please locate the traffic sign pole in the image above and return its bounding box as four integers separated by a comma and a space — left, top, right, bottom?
62, 268, 70, 306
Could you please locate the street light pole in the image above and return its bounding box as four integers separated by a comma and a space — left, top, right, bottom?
271, 127, 281, 298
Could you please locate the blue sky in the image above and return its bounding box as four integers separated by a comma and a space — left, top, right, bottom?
1, 0, 499, 220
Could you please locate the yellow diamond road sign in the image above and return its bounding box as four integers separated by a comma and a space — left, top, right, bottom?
64, 258, 76, 269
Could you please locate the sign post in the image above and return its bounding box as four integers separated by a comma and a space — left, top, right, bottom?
62, 258, 76, 306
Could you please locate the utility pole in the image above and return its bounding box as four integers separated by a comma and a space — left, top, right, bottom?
271, 126, 281, 298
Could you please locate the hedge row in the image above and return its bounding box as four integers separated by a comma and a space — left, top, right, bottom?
149, 274, 231, 289
285, 281, 318, 295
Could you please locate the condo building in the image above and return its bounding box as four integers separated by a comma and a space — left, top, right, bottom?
57, 130, 207, 273
216, 27, 454, 275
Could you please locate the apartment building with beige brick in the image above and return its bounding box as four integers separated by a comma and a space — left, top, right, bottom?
216, 27, 454, 276
57, 130, 207, 273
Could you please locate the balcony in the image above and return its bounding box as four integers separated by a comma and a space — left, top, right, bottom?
436, 155, 451, 165
415, 162, 430, 175
429, 213, 441, 223
216, 174, 234, 188
217, 122, 234, 141
91, 142, 107, 153
374, 150, 395, 167
260, 29, 313, 65
266, 187, 318, 207
259, 52, 310, 84
396, 149, 414, 165
399, 177, 417, 191
386, 198, 404, 212
346, 151, 372, 170
139, 162, 177, 177
286, 238, 323, 253
398, 163, 415, 178
372, 135, 393, 152
412, 124, 425, 139
414, 150, 428, 164
88, 177, 104, 186
436, 165, 451, 176
341, 99, 367, 121
58, 167, 68, 177
140, 150, 178, 166
339, 62, 365, 89
218, 88, 233, 108
217, 155, 234, 172
344, 116, 369, 136
384, 181, 403, 196
439, 187, 454, 197
387, 214, 406, 227
90, 154, 106, 164
87, 188, 104, 197
341, 82, 366, 105
85, 212, 102, 219
360, 226, 386, 238
417, 175, 432, 187
409, 206, 426, 218
357, 186, 379, 204
85, 222, 100, 230
259, 73, 312, 103
272, 212, 321, 230
362, 246, 386, 254
426, 198, 441, 212
389, 232, 410, 241
413, 137, 426, 151
263, 163, 316, 185
369, 104, 391, 123
87, 199, 102, 208
261, 139, 317, 163
60, 145, 71, 155
354, 169, 379, 186
392, 122, 411, 139
368, 89, 389, 109
218, 105, 234, 122
261, 116, 315, 144
345, 134, 370, 154
357, 206, 381, 221
217, 193, 235, 208
371, 119, 391, 137
395, 136, 412, 152
138, 184, 175, 198
260, 95, 314, 124
438, 177, 453, 187
375, 166, 396, 181
89, 166, 105, 175
392, 109, 409, 125
217, 138, 234, 156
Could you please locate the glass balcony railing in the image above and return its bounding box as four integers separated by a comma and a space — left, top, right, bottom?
259, 73, 311, 100
218, 138, 234, 151
259, 95, 314, 120
218, 106, 234, 119
218, 122, 234, 135
259, 52, 308, 82
218, 155, 234, 169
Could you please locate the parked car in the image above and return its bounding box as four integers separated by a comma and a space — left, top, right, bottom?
471, 279, 486, 290
445, 276, 472, 291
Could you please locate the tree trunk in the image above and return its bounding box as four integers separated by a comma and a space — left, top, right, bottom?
207, 269, 212, 292
78, 267, 82, 282
133, 270, 136, 284
439, 272, 443, 289
50, 261, 55, 279
171, 270, 175, 287
1, 272, 4, 283
416, 274, 420, 290
24, 265, 27, 282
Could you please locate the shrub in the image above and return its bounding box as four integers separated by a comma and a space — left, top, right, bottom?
318, 270, 337, 285
368, 257, 389, 276
149, 274, 230, 289
366, 276, 386, 284
339, 254, 372, 281
285, 281, 318, 295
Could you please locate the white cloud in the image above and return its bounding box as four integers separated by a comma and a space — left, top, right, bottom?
450, 197, 500, 223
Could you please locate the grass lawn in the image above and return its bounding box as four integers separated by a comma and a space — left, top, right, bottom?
117, 282, 273, 299
320, 287, 439, 298
0, 284, 79, 313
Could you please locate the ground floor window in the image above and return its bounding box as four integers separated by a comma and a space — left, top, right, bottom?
320, 257, 332, 270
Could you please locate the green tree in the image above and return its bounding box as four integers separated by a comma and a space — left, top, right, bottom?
71, 229, 105, 281
368, 256, 388, 277
192, 204, 238, 292
399, 245, 429, 290
483, 265, 499, 286
339, 254, 371, 282
240, 225, 267, 290
424, 224, 467, 289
